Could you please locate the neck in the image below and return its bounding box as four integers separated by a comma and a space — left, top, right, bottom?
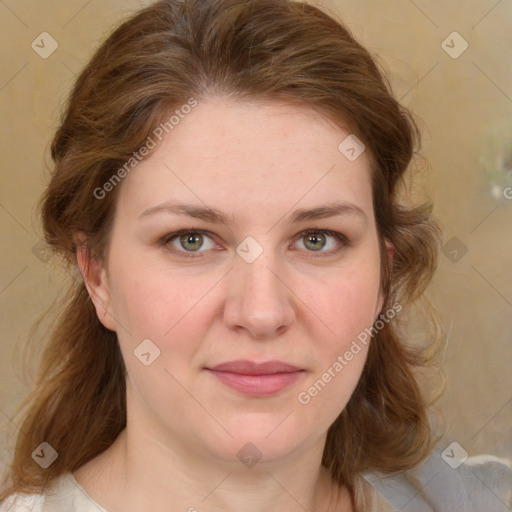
74, 425, 351, 512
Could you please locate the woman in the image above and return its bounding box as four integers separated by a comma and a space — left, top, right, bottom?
0, 0, 457, 510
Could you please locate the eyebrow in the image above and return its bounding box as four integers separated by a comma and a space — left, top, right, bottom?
138, 201, 368, 225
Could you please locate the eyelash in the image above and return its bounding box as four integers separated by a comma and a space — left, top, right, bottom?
159, 228, 349, 259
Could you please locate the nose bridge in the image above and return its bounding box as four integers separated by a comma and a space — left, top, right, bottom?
241, 252, 281, 303
225, 241, 295, 337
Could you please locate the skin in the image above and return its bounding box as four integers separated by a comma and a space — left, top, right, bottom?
75, 96, 393, 512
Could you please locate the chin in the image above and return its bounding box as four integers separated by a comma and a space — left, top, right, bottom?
198, 417, 310, 467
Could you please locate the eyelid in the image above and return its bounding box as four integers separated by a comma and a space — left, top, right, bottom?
160, 227, 349, 258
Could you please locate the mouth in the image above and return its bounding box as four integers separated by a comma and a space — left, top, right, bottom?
204, 360, 305, 397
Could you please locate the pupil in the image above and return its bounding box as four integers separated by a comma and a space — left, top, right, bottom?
307, 233, 324, 251
182, 234, 201, 251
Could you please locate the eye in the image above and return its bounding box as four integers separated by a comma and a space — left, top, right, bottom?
162, 229, 216, 258
160, 228, 349, 259
293, 228, 348, 256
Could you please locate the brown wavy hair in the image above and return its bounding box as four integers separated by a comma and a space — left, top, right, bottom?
1, 0, 444, 509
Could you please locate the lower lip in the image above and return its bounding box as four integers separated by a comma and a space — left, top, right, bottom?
206, 370, 304, 396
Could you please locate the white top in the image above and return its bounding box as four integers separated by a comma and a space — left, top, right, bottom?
1, 451, 510, 511
0, 472, 106, 511
365, 450, 512, 512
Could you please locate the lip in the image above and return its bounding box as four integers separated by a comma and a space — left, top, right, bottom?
205, 360, 305, 397
209, 360, 302, 374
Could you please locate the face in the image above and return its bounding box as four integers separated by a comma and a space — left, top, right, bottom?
81, 97, 390, 466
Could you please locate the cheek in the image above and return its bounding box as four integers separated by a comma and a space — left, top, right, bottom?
295, 283, 374, 428
302, 261, 381, 349
106, 257, 227, 380
106, 258, 191, 350
294, 259, 380, 415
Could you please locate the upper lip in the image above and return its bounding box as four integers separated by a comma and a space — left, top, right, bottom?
207, 360, 303, 375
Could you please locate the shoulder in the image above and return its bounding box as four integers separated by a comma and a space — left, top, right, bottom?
0, 493, 45, 511
363, 447, 512, 512
0, 472, 107, 512
459, 454, 512, 511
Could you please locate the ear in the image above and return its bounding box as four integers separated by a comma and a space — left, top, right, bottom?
384, 238, 395, 267
375, 239, 395, 317
75, 232, 117, 332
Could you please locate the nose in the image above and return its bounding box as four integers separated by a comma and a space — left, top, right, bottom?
223, 252, 296, 339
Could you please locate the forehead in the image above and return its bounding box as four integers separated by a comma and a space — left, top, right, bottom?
116, 97, 374, 222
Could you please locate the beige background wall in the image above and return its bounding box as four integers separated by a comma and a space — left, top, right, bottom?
1, 0, 511, 470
